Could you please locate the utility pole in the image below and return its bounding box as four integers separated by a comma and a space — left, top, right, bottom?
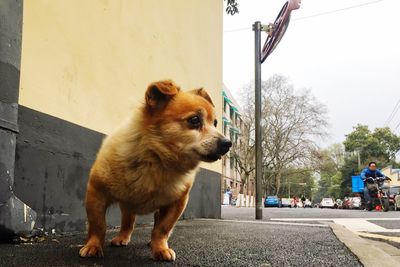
251, 0, 301, 220
253, 21, 263, 220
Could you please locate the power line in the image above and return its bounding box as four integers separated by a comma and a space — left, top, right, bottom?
224, 27, 250, 33
224, 0, 385, 33
293, 0, 385, 21
384, 98, 400, 126
394, 120, 400, 133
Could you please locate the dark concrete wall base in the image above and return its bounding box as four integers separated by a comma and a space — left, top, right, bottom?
0, 0, 25, 242
184, 168, 221, 219
14, 106, 221, 233
0, 194, 36, 239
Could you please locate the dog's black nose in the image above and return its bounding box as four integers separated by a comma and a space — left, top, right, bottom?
217, 138, 232, 155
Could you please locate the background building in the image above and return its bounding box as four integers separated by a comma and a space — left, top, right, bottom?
222, 85, 254, 206
0, 0, 223, 235
382, 166, 400, 187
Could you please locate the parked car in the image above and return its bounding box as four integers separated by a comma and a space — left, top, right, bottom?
342, 197, 352, 209
290, 197, 301, 208
303, 199, 312, 208
351, 197, 362, 209
395, 192, 400, 211
264, 195, 279, 207
386, 186, 400, 210
296, 201, 303, 208
319, 198, 335, 209
335, 199, 343, 209
279, 198, 291, 208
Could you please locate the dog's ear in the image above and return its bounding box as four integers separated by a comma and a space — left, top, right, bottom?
145, 80, 180, 109
189, 88, 214, 107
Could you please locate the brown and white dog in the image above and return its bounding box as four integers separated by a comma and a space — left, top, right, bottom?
79, 80, 231, 261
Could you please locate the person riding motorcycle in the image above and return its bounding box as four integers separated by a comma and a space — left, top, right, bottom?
360, 161, 391, 209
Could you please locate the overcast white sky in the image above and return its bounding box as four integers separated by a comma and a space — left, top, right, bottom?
223, 0, 400, 147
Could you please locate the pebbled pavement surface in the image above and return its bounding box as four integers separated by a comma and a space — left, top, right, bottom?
0, 219, 361, 267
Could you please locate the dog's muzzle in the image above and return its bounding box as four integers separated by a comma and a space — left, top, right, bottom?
199, 138, 232, 162
217, 138, 232, 156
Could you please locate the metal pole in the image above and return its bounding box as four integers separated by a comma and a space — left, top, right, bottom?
253, 21, 263, 220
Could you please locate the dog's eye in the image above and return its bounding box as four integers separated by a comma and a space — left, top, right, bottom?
188, 116, 201, 128
214, 119, 218, 127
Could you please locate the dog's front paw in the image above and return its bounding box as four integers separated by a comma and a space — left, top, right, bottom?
79, 242, 104, 258
152, 248, 176, 261
111, 235, 130, 246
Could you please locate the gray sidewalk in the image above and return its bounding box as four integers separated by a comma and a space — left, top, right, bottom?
0, 219, 361, 267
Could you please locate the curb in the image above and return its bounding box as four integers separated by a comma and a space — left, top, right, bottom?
329, 222, 399, 267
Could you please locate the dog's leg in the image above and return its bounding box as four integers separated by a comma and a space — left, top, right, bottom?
150, 193, 189, 261
111, 203, 136, 246
147, 210, 160, 247
79, 183, 107, 257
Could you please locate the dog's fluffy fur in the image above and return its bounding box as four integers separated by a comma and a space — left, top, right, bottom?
79, 80, 231, 261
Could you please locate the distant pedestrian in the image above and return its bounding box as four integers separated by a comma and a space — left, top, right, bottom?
226, 187, 233, 204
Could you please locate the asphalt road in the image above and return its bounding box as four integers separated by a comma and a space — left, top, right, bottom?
222, 205, 400, 244
222, 205, 400, 221
0, 219, 361, 267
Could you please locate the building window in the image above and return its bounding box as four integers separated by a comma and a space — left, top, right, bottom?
224, 100, 227, 114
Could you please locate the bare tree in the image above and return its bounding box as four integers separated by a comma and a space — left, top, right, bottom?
236, 75, 328, 196
231, 121, 255, 196
261, 75, 328, 195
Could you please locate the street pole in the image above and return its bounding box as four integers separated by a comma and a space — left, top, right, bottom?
253, 21, 263, 220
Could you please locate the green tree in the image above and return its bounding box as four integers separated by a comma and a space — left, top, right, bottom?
343, 124, 400, 164
314, 144, 345, 202
339, 155, 360, 197
279, 168, 316, 199
224, 0, 239, 15
340, 125, 400, 198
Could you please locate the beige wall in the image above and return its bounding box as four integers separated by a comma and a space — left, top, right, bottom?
19, 0, 223, 173
382, 167, 400, 186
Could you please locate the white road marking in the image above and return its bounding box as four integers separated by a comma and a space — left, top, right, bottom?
270, 217, 400, 221
195, 218, 329, 228
333, 219, 388, 232
270, 218, 400, 233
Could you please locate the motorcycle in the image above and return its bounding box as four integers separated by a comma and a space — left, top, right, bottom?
364, 177, 391, 212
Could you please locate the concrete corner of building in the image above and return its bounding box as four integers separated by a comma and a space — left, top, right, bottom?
0, 195, 37, 241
